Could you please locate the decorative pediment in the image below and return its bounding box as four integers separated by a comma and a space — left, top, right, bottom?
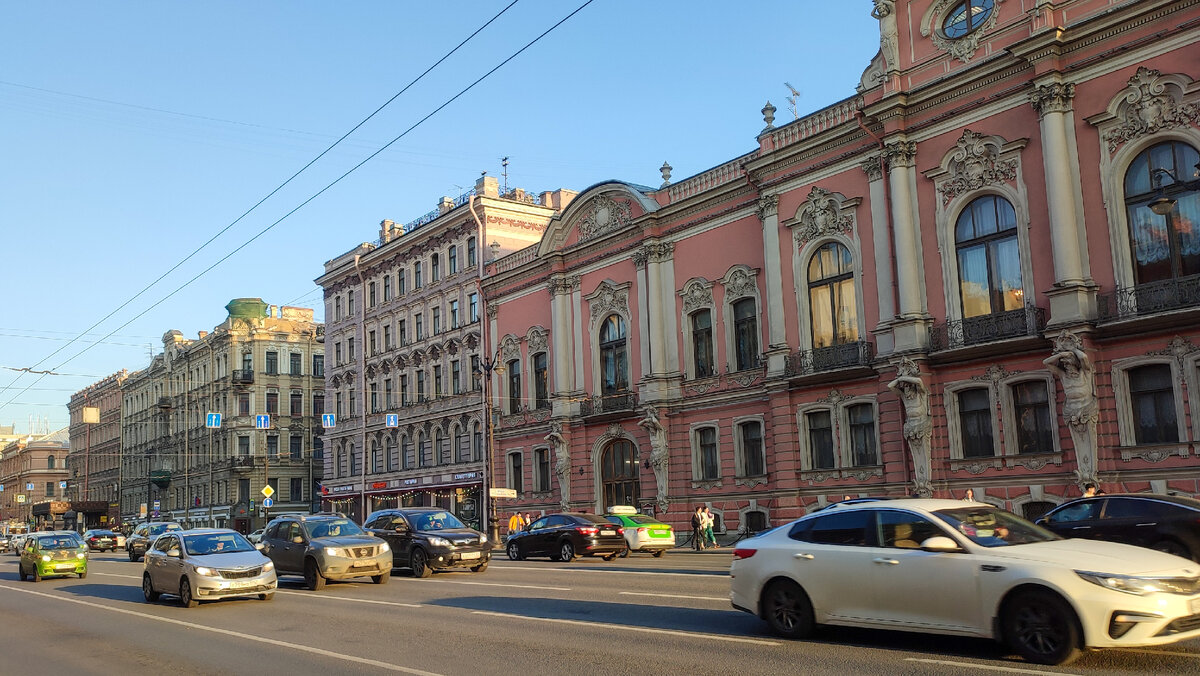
721, 265, 759, 301
679, 278, 714, 314
789, 187, 857, 246
500, 335, 521, 363
586, 281, 631, 326
578, 193, 633, 243
538, 183, 660, 255
1090, 68, 1200, 155
527, 326, 549, 354
925, 130, 1026, 206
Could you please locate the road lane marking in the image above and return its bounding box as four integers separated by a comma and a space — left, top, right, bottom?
92, 572, 423, 608
0, 583, 442, 675
494, 564, 727, 578
470, 610, 779, 646
420, 579, 570, 591
904, 658, 1072, 675
619, 591, 727, 602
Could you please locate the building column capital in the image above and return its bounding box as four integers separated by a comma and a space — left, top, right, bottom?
1030, 81, 1076, 118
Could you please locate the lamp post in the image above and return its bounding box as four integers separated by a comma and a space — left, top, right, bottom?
478, 353, 505, 547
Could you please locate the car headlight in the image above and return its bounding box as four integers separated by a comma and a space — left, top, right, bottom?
480, 534, 487, 544
262, 561, 274, 572
324, 547, 341, 557
1076, 571, 1169, 595
379, 542, 390, 553
428, 537, 451, 548
194, 566, 216, 577
76, 552, 86, 560
41, 554, 51, 562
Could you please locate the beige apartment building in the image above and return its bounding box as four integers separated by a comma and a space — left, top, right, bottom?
316, 175, 574, 527
67, 370, 127, 529
120, 299, 324, 533
0, 428, 69, 528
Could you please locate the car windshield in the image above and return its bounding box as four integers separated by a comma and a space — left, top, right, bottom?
933, 507, 1061, 548
183, 532, 255, 555
413, 511, 465, 531
38, 536, 79, 550
303, 519, 365, 539
149, 524, 182, 537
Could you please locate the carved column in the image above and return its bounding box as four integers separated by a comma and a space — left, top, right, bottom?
548, 276, 578, 414
758, 194, 789, 376
862, 156, 896, 355
1031, 79, 1096, 326
884, 139, 929, 351
638, 243, 681, 401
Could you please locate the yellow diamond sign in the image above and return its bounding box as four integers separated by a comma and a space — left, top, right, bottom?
261, 485, 275, 498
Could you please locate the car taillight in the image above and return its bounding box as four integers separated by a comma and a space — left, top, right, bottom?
616, 527, 624, 535
576, 527, 598, 535
732, 548, 757, 559
637, 527, 647, 533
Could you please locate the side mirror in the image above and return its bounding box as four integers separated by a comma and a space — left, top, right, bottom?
919, 536, 962, 553
167, 548, 182, 558
292, 536, 304, 545
255, 542, 265, 551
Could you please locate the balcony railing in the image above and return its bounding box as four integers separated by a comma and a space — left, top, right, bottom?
580, 391, 638, 417
930, 306, 1045, 351
784, 341, 874, 377
1098, 275, 1200, 322
231, 370, 254, 385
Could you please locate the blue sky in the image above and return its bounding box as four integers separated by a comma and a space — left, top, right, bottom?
0, 1, 879, 432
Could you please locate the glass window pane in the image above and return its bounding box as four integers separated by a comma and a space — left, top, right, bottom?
958, 245, 991, 317
810, 285, 833, 348
996, 197, 1017, 232
834, 277, 859, 343
992, 236, 1024, 311
972, 196, 998, 237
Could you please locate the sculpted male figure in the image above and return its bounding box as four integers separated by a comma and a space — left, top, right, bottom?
545, 421, 571, 510
1044, 331, 1099, 485
638, 405, 671, 512
872, 0, 900, 74
887, 358, 933, 497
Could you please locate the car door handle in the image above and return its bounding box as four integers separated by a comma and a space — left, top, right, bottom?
793, 553, 814, 560
1071, 526, 1092, 530
1136, 523, 1157, 527
873, 557, 900, 565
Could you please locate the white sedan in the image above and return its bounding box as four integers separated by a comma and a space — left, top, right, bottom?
730, 499, 1200, 666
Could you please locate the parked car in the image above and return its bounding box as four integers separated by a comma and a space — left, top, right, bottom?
729, 498, 1200, 666
505, 513, 626, 562
1036, 493, 1200, 561
260, 513, 391, 590
365, 508, 489, 577
83, 529, 120, 552
127, 522, 183, 562
114, 532, 127, 550
10, 533, 31, 555
142, 528, 277, 607
18, 532, 88, 581
603, 506, 674, 557
0, 533, 11, 553
246, 528, 266, 544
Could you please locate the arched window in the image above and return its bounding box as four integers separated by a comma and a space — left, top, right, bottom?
955, 195, 1023, 318
386, 437, 396, 471
506, 359, 522, 414
808, 242, 858, 348
349, 443, 360, 475
599, 315, 628, 395
47, 455, 56, 469
691, 310, 714, 378
532, 352, 549, 409
942, 0, 994, 38
601, 439, 638, 509
733, 299, 759, 370
1123, 141, 1200, 283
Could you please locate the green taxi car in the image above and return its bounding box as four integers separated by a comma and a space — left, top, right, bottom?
19, 533, 88, 581
604, 506, 675, 557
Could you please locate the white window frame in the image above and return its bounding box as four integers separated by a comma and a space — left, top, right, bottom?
797, 404, 838, 472
794, 234, 867, 352
731, 415, 766, 478
945, 381, 1001, 461
678, 277, 717, 380
1111, 356, 1188, 450
506, 449, 524, 494
1000, 373, 1061, 457
720, 265, 762, 372
839, 397, 881, 468
688, 422, 722, 482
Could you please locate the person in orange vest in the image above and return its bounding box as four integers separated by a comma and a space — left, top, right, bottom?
507, 512, 526, 535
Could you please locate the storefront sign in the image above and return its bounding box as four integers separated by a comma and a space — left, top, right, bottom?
371, 482, 388, 490
328, 485, 355, 494
453, 472, 479, 481
402, 478, 419, 486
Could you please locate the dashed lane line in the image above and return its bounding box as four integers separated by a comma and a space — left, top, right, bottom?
618, 591, 727, 602
493, 564, 727, 578
92, 572, 422, 608
470, 610, 780, 646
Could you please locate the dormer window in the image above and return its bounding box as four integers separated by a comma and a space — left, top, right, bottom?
942, 0, 993, 39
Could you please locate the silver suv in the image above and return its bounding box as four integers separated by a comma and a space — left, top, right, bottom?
260, 514, 391, 590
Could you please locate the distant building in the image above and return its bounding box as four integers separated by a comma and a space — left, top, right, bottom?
67, 370, 128, 529
119, 299, 324, 533
0, 428, 69, 528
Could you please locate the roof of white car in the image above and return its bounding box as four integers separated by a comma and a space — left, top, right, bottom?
828, 498, 988, 511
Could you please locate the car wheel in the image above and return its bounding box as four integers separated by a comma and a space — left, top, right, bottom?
304, 559, 326, 591
602, 553, 617, 561
128, 550, 138, 563
410, 548, 432, 578
506, 541, 522, 561
1003, 589, 1081, 666
179, 578, 198, 608
33, 567, 42, 583
142, 574, 160, 602
652, 550, 665, 558
471, 561, 488, 573
18, 564, 27, 582
372, 572, 390, 585
78, 571, 87, 579
1151, 539, 1191, 559
762, 579, 815, 639
559, 540, 576, 562
619, 548, 630, 558
259, 592, 275, 601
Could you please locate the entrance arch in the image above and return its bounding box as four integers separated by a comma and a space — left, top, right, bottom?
600, 439, 639, 510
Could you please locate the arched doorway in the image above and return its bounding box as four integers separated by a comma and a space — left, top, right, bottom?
600, 439, 639, 510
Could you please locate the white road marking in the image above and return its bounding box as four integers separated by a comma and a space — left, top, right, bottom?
95, 572, 139, 579
904, 658, 1073, 675
619, 591, 727, 602
470, 610, 779, 646
420, 579, 570, 591
0, 583, 442, 675
274, 590, 421, 608
495, 564, 727, 578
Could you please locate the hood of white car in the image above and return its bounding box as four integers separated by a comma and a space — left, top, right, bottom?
189, 550, 271, 570
991, 538, 1200, 576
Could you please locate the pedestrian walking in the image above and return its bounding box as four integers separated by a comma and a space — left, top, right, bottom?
507, 512, 526, 536
690, 506, 705, 551
703, 506, 718, 549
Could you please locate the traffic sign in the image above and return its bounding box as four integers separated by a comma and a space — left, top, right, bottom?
261, 485, 275, 499
25, 483, 34, 491
59, 481, 67, 489
153, 500, 160, 510
206, 412, 222, 428
262, 497, 274, 508
489, 488, 517, 498
321, 413, 335, 428
385, 413, 399, 428
16, 494, 25, 503
0, 484, 5, 492
255, 414, 271, 429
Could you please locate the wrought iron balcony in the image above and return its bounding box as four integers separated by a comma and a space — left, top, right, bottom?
1098, 275, 1200, 322
930, 306, 1045, 351
580, 391, 638, 417
784, 341, 874, 377
231, 369, 254, 385
232, 455, 256, 471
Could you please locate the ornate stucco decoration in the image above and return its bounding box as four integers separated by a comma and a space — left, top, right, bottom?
723, 265, 757, 300
1099, 68, 1200, 154
935, 130, 1020, 205
679, 279, 714, 314
485, 303, 498, 319
1030, 82, 1076, 118
590, 423, 631, 464
527, 326, 549, 354
586, 281, 631, 324
860, 155, 884, 182
792, 187, 855, 246
882, 139, 917, 168
547, 275, 580, 298
632, 241, 675, 269
631, 249, 649, 270
638, 406, 671, 512
1043, 330, 1099, 487
817, 389, 851, 405
545, 421, 570, 511
576, 193, 633, 243
500, 335, 521, 363
1148, 336, 1199, 371
757, 194, 779, 221
871, 0, 899, 73
971, 363, 1016, 386
922, 0, 1005, 64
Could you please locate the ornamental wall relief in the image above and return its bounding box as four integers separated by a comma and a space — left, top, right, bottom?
921, 0, 1006, 64
586, 281, 631, 326
576, 193, 634, 243
789, 187, 857, 247
931, 130, 1022, 206
1094, 68, 1200, 155
679, 278, 714, 314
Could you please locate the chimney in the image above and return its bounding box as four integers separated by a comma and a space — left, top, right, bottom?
475, 175, 499, 198
269, 305, 278, 318
439, 196, 455, 214
197, 331, 208, 339
379, 219, 396, 243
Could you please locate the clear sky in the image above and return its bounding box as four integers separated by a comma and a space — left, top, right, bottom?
0, 1, 880, 432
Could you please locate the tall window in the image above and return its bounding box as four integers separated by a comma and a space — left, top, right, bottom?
449, 300, 459, 328
807, 411, 834, 469
386, 438, 396, 471
733, 299, 759, 370
691, 309, 714, 378
312, 354, 324, 377
599, 315, 628, 395
808, 242, 859, 347
413, 262, 422, 289
383, 276, 391, 301
415, 314, 423, 340
369, 281, 377, 307
416, 370, 425, 401
335, 297, 342, 321
847, 403, 877, 466
469, 294, 478, 323
1129, 364, 1178, 444
697, 427, 719, 480
451, 360, 461, 395
398, 269, 407, 295
434, 365, 443, 398
431, 253, 440, 282
267, 435, 279, 458
383, 325, 392, 350
955, 195, 1023, 318
739, 421, 764, 477
369, 330, 377, 355
399, 319, 407, 345
289, 390, 302, 416
347, 289, 355, 315
289, 434, 302, 459
400, 374, 409, 405
507, 359, 521, 413
1013, 381, 1054, 454
533, 353, 549, 409
467, 237, 477, 266
290, 352, 302, 375
449, 245, 458, 274
1123, 141, 1200, 283
350, 443, 360, 475
959, 388, 994, 457
432, 307, 441, 335
507, 452, 523, 494
370, 382, 379, 413
535, 448, 551, 492
601, 439, 638, 508
313, 392, 323, 416
371, 441, 382, 473
266, 391, 278, 414
384, 379, 393, 408
265, 351, 279, 375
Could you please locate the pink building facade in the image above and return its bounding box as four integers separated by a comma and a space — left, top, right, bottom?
483, 0, 1200, 535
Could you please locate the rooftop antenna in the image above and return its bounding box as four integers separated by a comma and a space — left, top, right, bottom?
501, 156, 510, 195
785, 82, 802, 120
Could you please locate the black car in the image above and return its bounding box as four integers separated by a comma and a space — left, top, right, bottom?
1036, 493, 1200, 561
127, 522, 183, 562
365, 508, 490, 577
505, 513, 626, 562
83, 529, 119, 552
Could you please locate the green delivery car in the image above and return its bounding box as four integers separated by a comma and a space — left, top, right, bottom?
603, 506, 675, 557
19, 533, 88, 581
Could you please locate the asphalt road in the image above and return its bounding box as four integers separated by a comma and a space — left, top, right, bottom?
1, 548, 1199, 676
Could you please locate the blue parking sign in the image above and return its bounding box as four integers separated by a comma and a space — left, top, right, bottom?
59, 481, 67, 489
385, 413, 399, 427
255, 414, 270, 429
262, 497, 274, 508
321, 413, 335, 428
206, 412, 222, 428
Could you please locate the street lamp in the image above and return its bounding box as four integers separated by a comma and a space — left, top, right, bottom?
1148, 163, 1200, 216
477, 352, 505, 547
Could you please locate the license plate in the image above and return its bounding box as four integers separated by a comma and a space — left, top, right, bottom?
652, 530, 667, 536
352, 560, 373, 567
231, 579, 256, 589
55, 564, 75, 570
1190, 597, 1200, 614
601, 530, 615, 536
460, 552, 480, 560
